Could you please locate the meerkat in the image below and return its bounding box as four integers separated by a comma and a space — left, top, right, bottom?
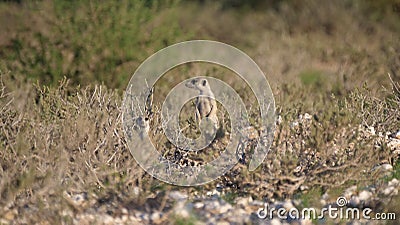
135, 86, 154, 140
185, 77, 219, 128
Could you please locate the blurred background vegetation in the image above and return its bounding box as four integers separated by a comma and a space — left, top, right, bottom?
0, 0, 399, 90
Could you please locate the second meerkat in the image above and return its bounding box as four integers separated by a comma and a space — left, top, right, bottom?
185, 77, 219, 128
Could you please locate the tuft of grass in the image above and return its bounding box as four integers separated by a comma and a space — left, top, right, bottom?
173, 215, 198, 225
299, 70, 324, 87
222, 192, 238, 205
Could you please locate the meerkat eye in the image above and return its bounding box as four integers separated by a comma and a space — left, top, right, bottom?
202, 80, 207, 86
191, 80, 196, 84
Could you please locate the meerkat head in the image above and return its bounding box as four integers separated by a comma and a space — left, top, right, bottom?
185, 78, 211, 93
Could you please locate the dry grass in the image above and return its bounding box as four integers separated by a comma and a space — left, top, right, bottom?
0, 71, 399, 222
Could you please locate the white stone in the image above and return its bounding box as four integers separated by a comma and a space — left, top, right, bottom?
344, 185, 357, 199
321, 193, 329, 200
133, 187, 140, 196
381, 164, 393, 171
121, 208, 128, 214
293, 166, 302, 173
169, 191, 188, 201
219, 203, 233, 214
382, 186, 397, 196
150, 212, 162, 221
174, 202, 192, 218
270, 218, 282, 225
349, 196, 360, 207
358, 190, 372, 202
0, 219, 9, 225
206, 189, 219, 197
300, 185, 309, 191
236, 197, 249, 206
301, 218, 313, 225
367, 126, 376, 135
277, 115, 283, 125
389, 178, 399, 187
250, 200, 265, 206
121, 215, 128, 222
303, 113, 312, 120
283, 200, 294, 211
204, 200, 220, 210
193, 202, 204, 209
102, 214, 114, 224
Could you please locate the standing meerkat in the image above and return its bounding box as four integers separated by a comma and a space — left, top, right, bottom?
185, 77, 219, 128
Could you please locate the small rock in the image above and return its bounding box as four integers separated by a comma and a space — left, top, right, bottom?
121, 208, 128, 214
250, 200, 265, 206
169, 191, 188, 201
2, 210, 15, 221
349, 196, 360, 207
382, 186, 397, 196
193, 202, 204, 209
293, 166, 302, 173
133, 187, 140, 196
174, 202, 192, 218
301, 218, 313, 225
344, 185, 357, 199
389, 178, 399, 187
121, 215, 128, 222
380, 164, 393, 171
270, 218, 282, 225
150, 211, 162, 221
204, 200, 220, 211
303, 113, 312, 120
367, 126, 376, 135
236, 197, 249, 206
102, 214, 115, 224
206, 189, 219, 197
291, 121, 299, 128
216, 221, 230, 225
358, 190, 372, 202
0, 219, 9, 225
283, 200, 294, 211
300, 185, 309, 191
219, 203, 232, 214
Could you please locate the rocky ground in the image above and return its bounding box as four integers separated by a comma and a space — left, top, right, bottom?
1, 124, 398, 225
3, 178, 397, 224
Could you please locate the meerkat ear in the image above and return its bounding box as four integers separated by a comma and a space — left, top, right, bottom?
202, 79, 207, 86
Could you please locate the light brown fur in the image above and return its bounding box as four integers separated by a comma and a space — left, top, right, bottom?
185, 78, 218, 127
